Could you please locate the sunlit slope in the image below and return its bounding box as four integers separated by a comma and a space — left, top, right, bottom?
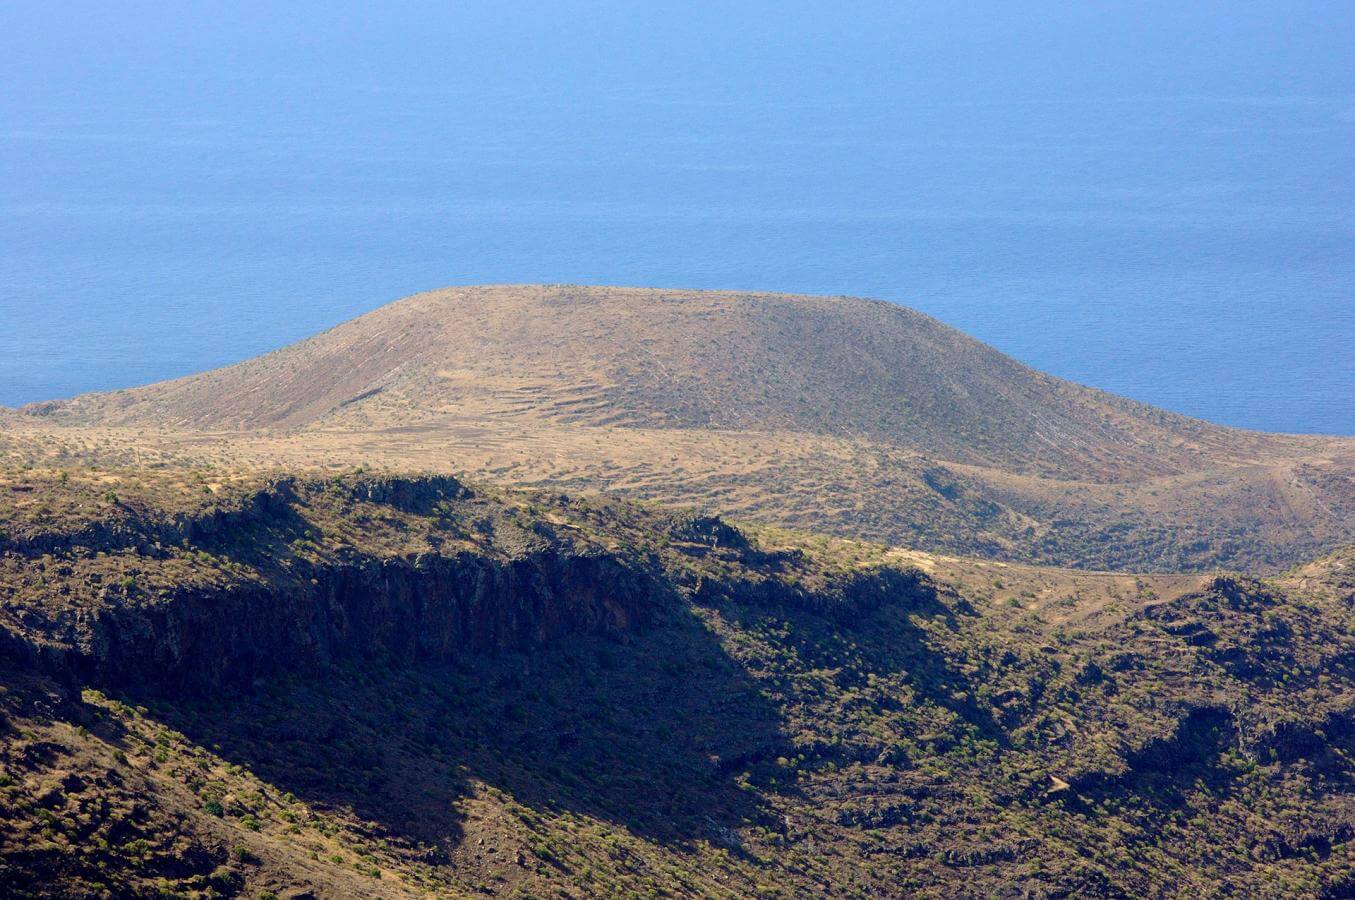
31, 285, 1326, 478
17, 285, 1354, 572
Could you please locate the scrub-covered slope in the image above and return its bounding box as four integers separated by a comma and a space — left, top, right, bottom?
1, 466, 1351, 897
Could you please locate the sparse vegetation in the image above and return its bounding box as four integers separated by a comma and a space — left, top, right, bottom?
5, 285, 1351, 573
0, 465, 1351, 896
0, 287, 1351, 895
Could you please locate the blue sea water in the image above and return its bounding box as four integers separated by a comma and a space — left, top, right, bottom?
2, 2, 1352, 434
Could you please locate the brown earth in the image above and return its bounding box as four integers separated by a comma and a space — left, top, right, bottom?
8, 285, 1354, 572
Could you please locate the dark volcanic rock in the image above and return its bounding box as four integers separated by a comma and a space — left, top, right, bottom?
12, 549, 668, 696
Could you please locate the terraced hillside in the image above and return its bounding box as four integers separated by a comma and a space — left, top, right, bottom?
10, 285, 1354, 572
1, 466, 1351, 897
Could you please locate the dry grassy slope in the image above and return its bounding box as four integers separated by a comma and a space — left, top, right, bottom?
1278, 545, 1355, 601
24, 285, 1330, 480
13, 285, 1355, 573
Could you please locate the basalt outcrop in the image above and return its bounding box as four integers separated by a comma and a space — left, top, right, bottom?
0, 477, 677, 696
0, 474, 929, 697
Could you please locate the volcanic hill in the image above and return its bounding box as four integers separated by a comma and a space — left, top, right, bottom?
12, 285, 1355, 571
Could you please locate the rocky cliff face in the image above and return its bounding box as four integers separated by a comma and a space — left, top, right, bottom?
34, 550, 664, 695
1, 473, 950, 697
0, 476, 687, 695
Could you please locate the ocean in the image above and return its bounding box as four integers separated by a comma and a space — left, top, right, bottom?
2, 3, 1352, 434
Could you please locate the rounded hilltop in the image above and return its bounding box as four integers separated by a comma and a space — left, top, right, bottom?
23, 284, 1320, 481
19, 285, 1352, 572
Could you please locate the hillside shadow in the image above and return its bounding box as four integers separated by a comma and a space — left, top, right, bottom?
1067, 706, 1240, 815
130, 605, 793, 862
860, 603, 1007, 746
712, 577, 1008, 748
